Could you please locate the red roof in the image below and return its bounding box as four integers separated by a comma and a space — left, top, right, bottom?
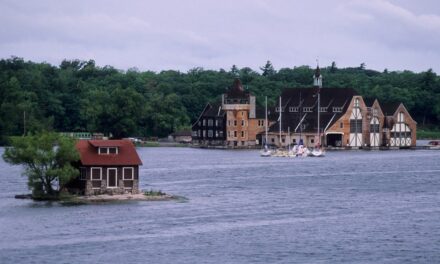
76, 140, 142, 166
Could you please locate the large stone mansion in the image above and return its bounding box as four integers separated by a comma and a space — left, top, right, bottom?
191, 67, 417, 149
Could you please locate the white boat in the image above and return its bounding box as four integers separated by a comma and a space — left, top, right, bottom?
427, 140, 440, 150
310, 148, 325, 157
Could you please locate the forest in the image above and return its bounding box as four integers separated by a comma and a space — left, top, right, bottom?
0, 57, 439, 144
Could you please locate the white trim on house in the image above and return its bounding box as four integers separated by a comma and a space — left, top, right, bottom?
107, 168, 118, 188
123, 167, 134, 180
90, 167, 102, 181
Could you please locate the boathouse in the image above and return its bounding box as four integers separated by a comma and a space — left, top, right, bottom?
68, 140, 142, 195
266, 66, 417, 149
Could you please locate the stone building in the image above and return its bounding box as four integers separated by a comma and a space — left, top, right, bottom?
67, 140, 142, 195
192, 79, 267, 148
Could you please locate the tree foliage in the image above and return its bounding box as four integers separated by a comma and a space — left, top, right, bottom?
0, 57, 439, 144
2, 132, 80, 198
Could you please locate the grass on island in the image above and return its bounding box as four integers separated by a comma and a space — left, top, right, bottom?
144, 189, 167, 196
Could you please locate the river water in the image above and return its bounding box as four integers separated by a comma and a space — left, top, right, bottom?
0, 147, 440, 263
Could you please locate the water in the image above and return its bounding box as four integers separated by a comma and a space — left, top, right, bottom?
0, 147, 440, 263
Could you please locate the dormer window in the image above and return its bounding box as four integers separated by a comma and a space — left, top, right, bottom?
303, 107, 313, 112
333, 107, 343, 113
99, 147, 118, 155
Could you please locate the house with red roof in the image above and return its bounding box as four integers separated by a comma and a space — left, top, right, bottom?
67, 140, 142, 195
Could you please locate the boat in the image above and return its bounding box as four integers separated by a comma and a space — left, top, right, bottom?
260, 96, 272, 157
427, 140, 440, 150
309, 83, 326, 157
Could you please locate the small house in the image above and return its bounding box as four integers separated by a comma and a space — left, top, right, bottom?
69, 140, 142, 195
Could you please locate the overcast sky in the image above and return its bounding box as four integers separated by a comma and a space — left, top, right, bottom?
1, 0, 439, 73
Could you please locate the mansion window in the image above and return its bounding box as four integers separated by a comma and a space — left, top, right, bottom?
234, 131, 237, 137
215, 119, 219, 127
289, 107, 298, 112
208, 130, 213, 138
350, 120, 362, 133
123, 167, 134, 180
370, 124, 380, 133
208, 119, 213, 126
333, 107, 343, 113
241, 131, 245, 137
202, 119, 206, 126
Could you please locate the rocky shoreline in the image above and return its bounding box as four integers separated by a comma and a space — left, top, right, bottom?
14, 192, 181, 204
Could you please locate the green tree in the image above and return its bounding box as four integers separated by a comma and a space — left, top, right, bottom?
260, 60, 276, 77
2, 132, 80, 198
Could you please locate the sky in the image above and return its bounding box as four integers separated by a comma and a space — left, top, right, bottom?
1, 0, 439, 73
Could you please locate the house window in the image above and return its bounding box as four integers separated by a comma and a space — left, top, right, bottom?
373, 108, 378, 116
99, 147, 118, 155
241, 131, 245, 137
234, 120, 237, 126
198, 130, 201, 137
241, 120, 245, 126
370, 124, 380, 133
234, 131, 237, 137
311, 139, 315, 144
208, 130, 213, 138
271, 138, 275, 143
340, 122, 343, 128
109, 147, 117, 154
91, 167, 102, 180
215, 131, 219, 137
203, 130, 206, 137
219, 131, 224, 137
355, 98, 360, 107
208, 119, 213, 126
123, 167, 134, 180
79, 167, 86, 180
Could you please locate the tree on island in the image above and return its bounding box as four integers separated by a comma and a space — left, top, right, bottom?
2, 132, 79, 199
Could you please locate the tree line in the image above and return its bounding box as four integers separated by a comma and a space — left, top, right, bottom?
1, 57, 439, 144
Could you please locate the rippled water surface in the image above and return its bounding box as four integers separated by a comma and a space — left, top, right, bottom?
1, 147, 440, 263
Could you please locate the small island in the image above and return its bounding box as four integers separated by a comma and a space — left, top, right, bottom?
3, 132, 178, 203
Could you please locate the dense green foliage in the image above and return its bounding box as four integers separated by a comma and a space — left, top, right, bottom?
2, 131, 79, 198
1, 57, 439, 143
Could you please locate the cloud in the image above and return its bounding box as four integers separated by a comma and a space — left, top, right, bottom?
0, 0, 438, 72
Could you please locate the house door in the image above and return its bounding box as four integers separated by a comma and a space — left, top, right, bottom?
107, 168, 118, 188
